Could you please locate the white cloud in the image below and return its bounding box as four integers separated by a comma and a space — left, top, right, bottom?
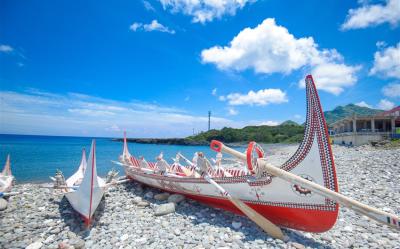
130, 20, 175, 34
259, 120, 279, 126
159, 0, 255, 23
376, 41, 387, 49
228, 107, 238, 116
355, 101, 372, 108
382, 83, 400, 98
220, 88, 288, 106
201, 18, 360, 95
377, 99, 395, 110
305, 62, 361, 95
212, 88, 217, 96
130, 22, 142, 31
0, 44, 13, 53
0, 89, 254, 137
370, 42, 400, 79
341, 0, 400, 30
143, 0, 156, 11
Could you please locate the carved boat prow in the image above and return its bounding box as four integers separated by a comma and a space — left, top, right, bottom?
120, 75, 339, 232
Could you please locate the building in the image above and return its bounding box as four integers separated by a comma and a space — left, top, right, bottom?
330, 106, 400, 146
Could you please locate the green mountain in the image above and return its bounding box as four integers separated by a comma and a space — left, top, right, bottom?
323, 104, 383, 124
280, 120, 300, 126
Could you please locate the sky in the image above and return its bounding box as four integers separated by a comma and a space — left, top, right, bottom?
0, 0, 399, 138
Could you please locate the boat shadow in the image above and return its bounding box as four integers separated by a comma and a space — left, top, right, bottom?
56, 195, 106, 235
120, 181, 332, 249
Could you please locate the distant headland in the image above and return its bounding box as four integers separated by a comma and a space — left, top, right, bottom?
113, 104, 385, 145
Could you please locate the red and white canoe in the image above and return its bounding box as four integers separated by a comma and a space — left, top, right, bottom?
119, 75, 339, 232
64, 140, 105, 225
0, 154, 14, 194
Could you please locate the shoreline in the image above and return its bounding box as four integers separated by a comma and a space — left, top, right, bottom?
1, 144, 399, 248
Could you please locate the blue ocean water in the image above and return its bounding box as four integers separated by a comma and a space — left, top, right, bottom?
0, 134, 219, 183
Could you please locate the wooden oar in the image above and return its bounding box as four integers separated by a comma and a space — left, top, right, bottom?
196, 163, 284, 239
180, 152, 284, 239
176, 153, 201, 177
210, 140, 400, 231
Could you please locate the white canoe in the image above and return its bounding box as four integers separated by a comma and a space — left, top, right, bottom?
64, 140, 105, 225
0, 154, 14, 194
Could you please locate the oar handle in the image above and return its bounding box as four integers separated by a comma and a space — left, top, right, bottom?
210, 140, 246, 160
210, 140, 400, 231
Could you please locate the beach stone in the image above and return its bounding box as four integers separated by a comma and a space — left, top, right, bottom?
132, 196, 142, 204
120, 234, 129, 241
167, 194, 185, 204
137, 201, 150, 207
291, 242, 306, 249
0, 198, 7, 211
70, 238, 85, 249
154, 203, 175, 216
144, 191, 154, 199
26, 241, 43, 249
154, 193, 170, 201
232, 221, 242, 229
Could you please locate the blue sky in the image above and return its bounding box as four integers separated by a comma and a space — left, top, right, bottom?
0, 0, 399, 137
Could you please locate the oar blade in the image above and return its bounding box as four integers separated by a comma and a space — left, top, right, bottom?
229, 197, 284, 240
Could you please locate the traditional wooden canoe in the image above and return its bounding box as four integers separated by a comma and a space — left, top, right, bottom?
0, 154, 14, 194
64, 140, 105, 225
120, 75, 339, 232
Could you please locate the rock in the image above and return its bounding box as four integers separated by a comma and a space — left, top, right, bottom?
167, 194, 185, 204
154, 203, 175, 216
26, 241, 43, 249
343, 225, 353, 232
154, 193, 170, 201
137, 201, 150, 207
291, 242, 306, 249
58, 242, 71, 249
144, 192, 154, 199
135, 238, 147, 244
132, 196, 142, 204
70, 238, 85, 249
232, 221, 242, 229
0, 198, 7, 211
120, 234, 129, 241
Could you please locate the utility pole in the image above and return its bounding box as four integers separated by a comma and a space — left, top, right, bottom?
208, 111, 211, 131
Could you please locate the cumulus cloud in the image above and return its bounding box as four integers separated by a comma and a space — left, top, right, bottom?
201, 18, 360, 95
355, 101, 372, 108
0, 44, 13, 53
220, 88, 288, 106
159, 0, 255, 23
130, 20, 175, 34
370, 42, 400, 79
382, 83, 400, 98
341, 0, 400, 30
377, 99, 395, 110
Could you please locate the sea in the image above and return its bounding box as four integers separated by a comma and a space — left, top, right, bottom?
0, 134, 220, 183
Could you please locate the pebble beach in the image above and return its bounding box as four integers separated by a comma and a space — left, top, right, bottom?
1, 144, 399, 249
